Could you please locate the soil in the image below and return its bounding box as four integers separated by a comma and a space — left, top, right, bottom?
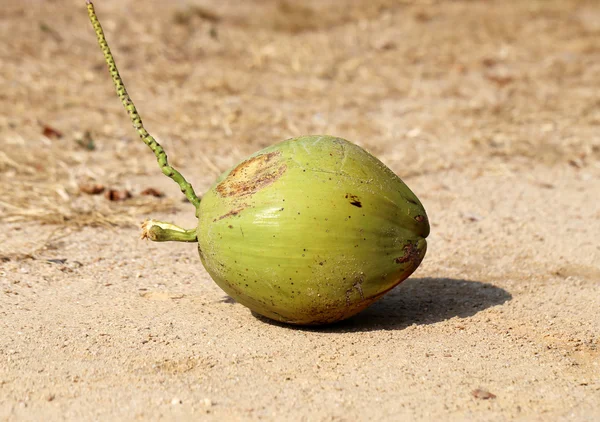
1, 0, 599, 420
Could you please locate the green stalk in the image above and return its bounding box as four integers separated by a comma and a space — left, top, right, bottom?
86, 0, 201, 210
141, 220, 198, 242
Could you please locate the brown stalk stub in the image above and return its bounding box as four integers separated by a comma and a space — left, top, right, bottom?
216, 152, 286, 198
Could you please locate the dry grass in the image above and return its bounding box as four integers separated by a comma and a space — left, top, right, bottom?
1, 0, 599, 227
0, 134, 182, 227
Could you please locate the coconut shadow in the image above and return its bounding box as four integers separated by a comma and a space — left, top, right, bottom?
250, 277, 512, 332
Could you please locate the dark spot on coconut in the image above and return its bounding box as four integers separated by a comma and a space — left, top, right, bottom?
345, 193, 362, 207
228, 225, 233, 229
216, 151, 287, 198
214, 207, 245, 222
415, 215, 426, 222
345, 277, 365, 307
395, 242, 422, 266
405, 197, 418, 205
354, 279, 365, 300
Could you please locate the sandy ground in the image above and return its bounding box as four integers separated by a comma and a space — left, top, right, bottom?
1, 0, 600, 420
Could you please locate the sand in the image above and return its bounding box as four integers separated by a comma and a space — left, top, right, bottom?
1, 0, 599, 420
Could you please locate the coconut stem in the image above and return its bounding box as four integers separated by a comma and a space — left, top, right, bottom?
86, 1, 201, 210
141, 220, 198, 242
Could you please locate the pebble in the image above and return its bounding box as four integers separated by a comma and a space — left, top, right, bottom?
471, 388, 496, 399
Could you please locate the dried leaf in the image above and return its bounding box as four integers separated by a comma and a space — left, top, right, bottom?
42, 125, 63, 139
485, 73, 514, 87
140, 187, 164, 198
471, 389, 496, 400
104, 189, 132, 201
79, 183, 105, 195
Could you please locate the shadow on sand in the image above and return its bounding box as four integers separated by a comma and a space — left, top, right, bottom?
252, 277, 512, 332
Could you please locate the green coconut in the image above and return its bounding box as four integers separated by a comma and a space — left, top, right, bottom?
87, 1, 429, 325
